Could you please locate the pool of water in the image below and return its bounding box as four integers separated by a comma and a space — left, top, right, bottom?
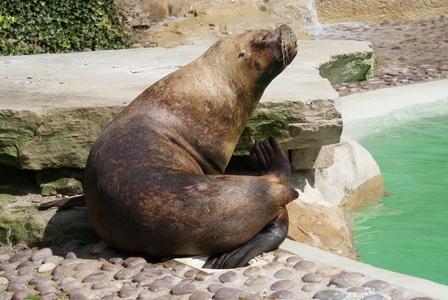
353, 111, 448, 285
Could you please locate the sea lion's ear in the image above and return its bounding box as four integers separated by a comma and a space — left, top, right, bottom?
238, 50, 245, 59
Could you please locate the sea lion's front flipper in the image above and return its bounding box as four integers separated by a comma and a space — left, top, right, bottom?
202, 208, 289, 269
250, 135, 291, 184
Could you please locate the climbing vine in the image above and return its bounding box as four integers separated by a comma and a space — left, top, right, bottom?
0, 0, 130, 55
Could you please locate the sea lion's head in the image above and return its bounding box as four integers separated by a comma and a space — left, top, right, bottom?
203, 25, 298, 98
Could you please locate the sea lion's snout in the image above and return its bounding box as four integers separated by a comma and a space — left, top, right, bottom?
277, 25, 298, 65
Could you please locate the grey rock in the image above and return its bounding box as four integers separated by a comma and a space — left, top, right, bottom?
7, 281, 27, 292
114, 267, 140, 280
119, 285, 138, 298
61, 280, 83, 292
10, 253, 32, 263
18, 266, 33, 275
285, 256, 303, 264
270, 279, 296, 291
109, 257, 123, 265
0, 263, 16, 271
244, 275, 270, 287
11, 289, 29, 300
29, 276, 46, 285
31, 248, 53, 261
35, 279, 54, 291
133, 270, 164, 282
218, 271, 238, 283
73, 263, 88, 271
92, 280, 111, 290
70, 294, 90, 300
313, 290, 347, 300
274, 269, 294, 278
329, 277, 351, 288
39, 285, 57, 295
170, 283, 196, 295
82, 272, 108, 283
302, 273, 324, 283
213, 287, 244, 300
363, 280, 391, 289
40, 293, 58, 300
294, 260, 317, 272
154, 295, 177, 300
243, 266, 266, 277
363, 295, 387, 300
59, 258, 80, 267
207, 284, 223, 293
137, 290, 153, 300
189, 291, 212, 300
149, 279, 176, 292
271, 290, 295, 299
122, 257, 146, 268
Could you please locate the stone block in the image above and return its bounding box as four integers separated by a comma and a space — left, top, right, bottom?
0, 40, 375, 170
290, 144, 335, 171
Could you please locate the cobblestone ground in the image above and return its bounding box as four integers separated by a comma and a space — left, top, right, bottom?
1, 16, 447, 300
0, 244, 434, 300
307, 15, 448, 96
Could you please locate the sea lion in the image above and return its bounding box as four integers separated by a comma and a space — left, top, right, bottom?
84, 24, 299, 269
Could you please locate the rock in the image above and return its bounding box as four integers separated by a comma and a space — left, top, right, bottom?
37, 169, 84, 196
213, 287, 244, 300
313, 289, 347, 300
290, 144, 335, 170
31, 248, 53, 261
318, 47, 378, 85
270, 279, 296, 291
287, 134, 386, 258
218, 271, 238, 283
38, 263, 56, 273
293, 261, 317, 272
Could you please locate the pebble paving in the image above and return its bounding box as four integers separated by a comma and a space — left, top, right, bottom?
1, 16, 447, 300
0, 244, 435, 299
307, 15, 448, 96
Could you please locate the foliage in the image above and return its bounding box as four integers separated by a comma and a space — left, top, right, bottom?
0, 0, 130, 55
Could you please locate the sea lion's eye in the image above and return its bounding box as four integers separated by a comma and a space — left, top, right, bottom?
238, 50, 245, 59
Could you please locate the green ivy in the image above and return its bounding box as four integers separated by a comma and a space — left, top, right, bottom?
0, 0, 130, 55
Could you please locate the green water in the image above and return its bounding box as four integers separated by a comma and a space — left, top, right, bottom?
353, 110, 448, 285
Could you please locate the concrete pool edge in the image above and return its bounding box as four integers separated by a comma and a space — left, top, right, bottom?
341, 79, 448, 139
280, 239, 448, 299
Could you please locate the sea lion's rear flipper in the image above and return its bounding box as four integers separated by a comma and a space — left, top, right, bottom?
39, 195, 86, 211
203, 135, 295, 269
203, 208, 289, 269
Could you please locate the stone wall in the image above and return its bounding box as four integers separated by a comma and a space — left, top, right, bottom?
114, 0, 448, 31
